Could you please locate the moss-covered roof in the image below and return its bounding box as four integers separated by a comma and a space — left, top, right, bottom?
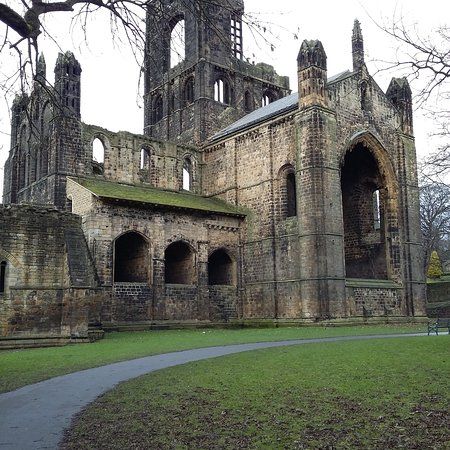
69, 177, 246, 217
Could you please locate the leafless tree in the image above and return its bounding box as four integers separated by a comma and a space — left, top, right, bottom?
420, 181, 450, 271
377, 19, 450, 182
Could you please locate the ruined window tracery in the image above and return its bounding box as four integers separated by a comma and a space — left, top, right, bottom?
114, 232, 149, 283
165, 241, 195, 284
170, 18, 185, 68
230, 15, 243, 59
0, 261, 6, 294
208, 249, 236, 286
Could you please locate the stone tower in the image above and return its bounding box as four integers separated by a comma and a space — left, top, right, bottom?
144, 0, 290, 144
2, 52, 85, 209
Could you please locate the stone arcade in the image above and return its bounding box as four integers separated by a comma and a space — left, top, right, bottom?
0, 0, 426, 345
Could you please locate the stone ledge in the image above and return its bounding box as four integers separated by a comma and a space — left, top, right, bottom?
346, 278, 402, 289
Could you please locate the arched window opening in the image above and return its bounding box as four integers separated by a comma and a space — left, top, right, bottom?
140, 148, 150, 170
373, 189, 381, 230
18, 154, 26, 190
183, 157, 192, 191
208, 249, 235, 286
244, 90, 253, 112
92, 138, 105, 164
341, 143, 388, 279
114, 232, 149, 283
184, 77, 195, 105
165, 241, 195, 284
0, 261, 6, 294
230, 15, 243, 59
262, 90, 276, 107
170, 19, 185, 68
361, 81, 368, 110
214, 78, 231, 105
286, 172, 297, 217
152, 94, 163, 123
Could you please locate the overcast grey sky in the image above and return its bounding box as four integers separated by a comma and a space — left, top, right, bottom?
0, 0, 448, 198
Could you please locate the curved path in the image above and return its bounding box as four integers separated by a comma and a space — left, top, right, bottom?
0, 333, 425, 450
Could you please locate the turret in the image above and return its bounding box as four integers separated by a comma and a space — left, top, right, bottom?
352, 19, 364, 72
297, 39, 328, 108
386, 77, 413, 135
35, 53, 46, 84
54, 51, 81, 117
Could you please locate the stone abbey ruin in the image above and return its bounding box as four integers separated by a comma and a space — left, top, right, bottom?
0, 0, 426, 346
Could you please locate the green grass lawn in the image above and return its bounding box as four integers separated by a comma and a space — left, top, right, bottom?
61, 337, 449, 450
0, 324, 424, 393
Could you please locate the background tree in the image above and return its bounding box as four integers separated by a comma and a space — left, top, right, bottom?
379, 20, 450, 183
420, 181, 450, 272
427, 250, 444, 279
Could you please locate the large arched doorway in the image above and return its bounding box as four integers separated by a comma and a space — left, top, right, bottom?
114, 232, 149, 283
341, 140, 395, 279
165, 241, 195, 284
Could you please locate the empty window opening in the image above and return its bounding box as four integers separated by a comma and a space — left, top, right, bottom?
184, 77, 195, 105
214, 78, 231, 105
262, 94, 270, 107
208, 249, 236, 286
170, 19, 185, 68
286, 171, 297, 217
341, 143, 388, 279
165, 241, 195, 284
373, 189, 381, 230
361, 81, 368, 110
153, 95, 163, 123
140, 148, 150, 170
231, 16, 243, 59
114, 232, 149, 283
92, 138, 105, 164
0, 261, 6, 294
152, 95, 163, 123
183, 157, 192, 191
244, 90, 253, 112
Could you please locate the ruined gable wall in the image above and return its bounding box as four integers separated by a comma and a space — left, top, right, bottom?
81, 124, 202, 193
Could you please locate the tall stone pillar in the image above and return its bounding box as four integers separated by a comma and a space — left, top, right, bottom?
296, 40, 347, 319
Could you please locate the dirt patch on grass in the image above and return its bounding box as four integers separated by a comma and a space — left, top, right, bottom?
61, 389, 449, 450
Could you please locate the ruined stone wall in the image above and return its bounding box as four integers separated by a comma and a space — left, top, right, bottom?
67, 180, 242, 323
0, 205, 97, 339
201, 70, 425, 320
81, 124, 202, 194
144, 0, 290, 145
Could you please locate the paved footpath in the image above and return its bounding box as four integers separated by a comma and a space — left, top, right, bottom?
0, 333, 426, 450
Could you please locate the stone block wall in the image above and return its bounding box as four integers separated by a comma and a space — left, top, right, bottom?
0, 205, 97, 339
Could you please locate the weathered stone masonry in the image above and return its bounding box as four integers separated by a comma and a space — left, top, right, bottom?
1, 5, 426, 343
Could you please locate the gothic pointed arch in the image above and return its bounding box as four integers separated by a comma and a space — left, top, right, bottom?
341, 131, 399, 280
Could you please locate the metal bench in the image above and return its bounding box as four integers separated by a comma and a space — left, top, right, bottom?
427, 318, 450, 335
